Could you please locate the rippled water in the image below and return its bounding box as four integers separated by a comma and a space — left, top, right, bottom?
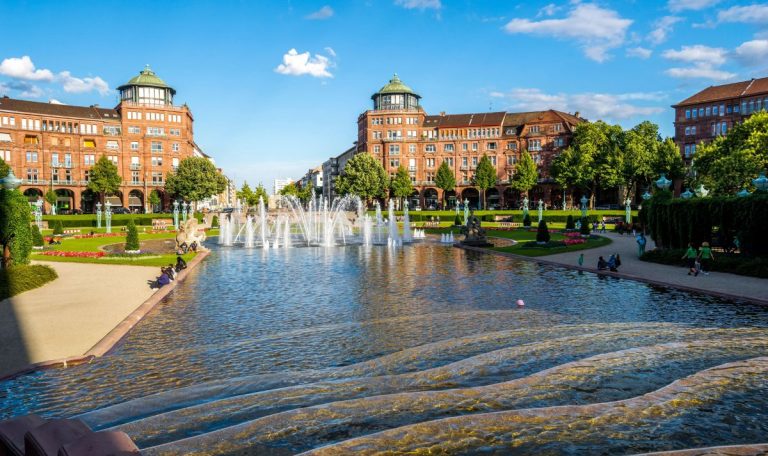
1, 241, 767, 455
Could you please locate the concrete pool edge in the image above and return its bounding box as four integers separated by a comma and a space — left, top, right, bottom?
455, 244, 768, 307
0, 250, 210, 381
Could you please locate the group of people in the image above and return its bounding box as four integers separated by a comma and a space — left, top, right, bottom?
597, 254, 622, 272
156, 256, 188, 287
176, 241, 198, 255
682, 242, 715, 276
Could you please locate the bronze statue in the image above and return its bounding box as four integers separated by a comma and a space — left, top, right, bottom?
460, 211, 493, 247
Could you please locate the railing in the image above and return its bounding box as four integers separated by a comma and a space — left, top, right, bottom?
22, 179, 49, 185
120, 101, 188, 112
148, 181, 165, 186
80, 180, 90, 185
130, 164, 142, 170
384, 137, 404, 142
57, 179, 78, 186
128, 181, 144, 186
460, 165, 469, 170
408, 166, 417, 171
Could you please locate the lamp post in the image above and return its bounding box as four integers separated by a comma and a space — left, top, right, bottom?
522, 195, 529, 219
642, 191, 652, 201
462, 198, 469, 225
681, 189, 693, 199
753, 173, 768, 192
562, 189, 567, 211
34, 199, 43, 230
625, 197, 632, 223
187, 202, 194, 222
173, 200, 180, 229
96, 202, 102, 229
182, 201, 189, 223
537, 199, 544, 223
694, 184, 709, 198
737, 188, 751, 197
655, 173, 672, 191
580, 195, 588, 219
0, 169, 22, 190
105, 200, 113, 234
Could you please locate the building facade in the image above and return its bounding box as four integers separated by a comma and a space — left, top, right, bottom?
321, 145, 357, 201
0, 65, 203, 213
356, 75, 584, 209
298, 166, 323, 196
672, 76, 768, 163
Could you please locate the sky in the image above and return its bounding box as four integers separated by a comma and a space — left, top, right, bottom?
1, 0, 767, 188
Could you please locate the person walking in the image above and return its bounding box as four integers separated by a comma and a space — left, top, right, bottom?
578, 253, 584, 266
636, 233, 647, 257
682, 243, 698, 276
698, 242, 715, 275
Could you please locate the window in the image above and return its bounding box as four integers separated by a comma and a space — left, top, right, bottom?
734, 103, 740, 113
373, 145, 381, 153
151, 141, 163, 152
152, 172, 163, 184
24, 135, 38, 145
692, 109, 698, 119
147, 127, 164, 136
64, 169, 72, 183
506, 141, 517, 150
172, 157, 179, 169
742, 101, 747, 113
151, 156, 163, 167
705, 106, 711, 116
711, 122, 717, 136
103, 125, 121, 136
713, 106, 718, 116
462, 143, 468, 151
462, 157, 468, 167
127, 111, 142, 120
425, 144, 436, 152
426, 158, 435, 168
170, 128, 181, 136
721, 122, 727, 135
749, 100, 755, 113
553, 123, 563, 132
372, 131, 382, 139
83, 139, 96, 148
84, 154, 95, 165
371, 118, 383, 125
407, 130, 417, 138
64, 153, 72, 167
389, 144, 400, 155
389, 159, 400, 168
685, 109, 691, 119
529, 125, 540, 134
471, 156, 478, 166
685, 127, 691, 135
131, 141, 139, 150
554, 137, 565, 147
51, 153, 59, 166
444, 157, 454, 167
487, 142, 497, 150
720, 104, 725, 115
698, 108, 704, 117
128, 126, 141, 134
490, 156, 496, 166
444, 144, 455, 152
529, 139, 542, 151
1, 150, 10, 162
172, 143, 179, 152
691, 126, 697, 135
26, 151, 38, 162
26, 168, 39, 181
472, 143, 478, 151
131, 171, 141, 184
507, 155, 516, 165
408, 144, 416, 153
108, 156, 118, 165
106, 140, 119, 149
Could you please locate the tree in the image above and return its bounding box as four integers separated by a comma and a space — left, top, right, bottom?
335, 153, 388, 206
536, 220, 551, 243
125, 219, 140, 251
389, 166, 414, 209
0, 158, 9, 177
434, 161, 456, 208
0, 189, 32, 268
621, 121, 658, 198
253, 183, 269, 206
165, 156, 227, 202
52, 220, 64, 235
149, 190, 161, 212
31, 224, 44, 247
551, 146, 591, 208
693, 111, 768, 195
45, 189, 57, 214
653, 138, 685, 182
87, 155, 122, 203
474, 154, 497, 210
237, 181, 255, 206
510, 150, 538, 199
279, 182, 313, 204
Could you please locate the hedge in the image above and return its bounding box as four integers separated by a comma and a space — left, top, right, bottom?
641, 248, 768, 279
0, 264, 58, 300
41, 213, 202, 228
643, 192, 768, 256
369, 210, 628, 224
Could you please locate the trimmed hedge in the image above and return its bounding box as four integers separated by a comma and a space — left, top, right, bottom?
369, 210, 628, 224
31, 225, 44, 247
641, 248, 768, 279
0, 264, 58, 300
644, 193, 768, 256
41, 213, 201, 228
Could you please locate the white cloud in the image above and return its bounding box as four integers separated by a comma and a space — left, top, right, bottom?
394, 0, 441, 10
275, 49, 334, 78
306, 5, 334, 20
492, 88, 665, 121
57, 71, 110, 95
537, 3, 561, 17
324, 47, 337, 57
717, 4, 768, 25
662, 44, 727, 65
734, 39, 768, 65
0, 56, 54, 81
627, 47, 653, 59
503, 3, 632, 62
667, 0, 720, 12
648, 16, 683, 45
665, 66, 735, 80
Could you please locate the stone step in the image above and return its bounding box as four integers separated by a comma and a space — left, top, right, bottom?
57, 431, 140, 456
24, 419, 92, 456
0, 414, 47, 456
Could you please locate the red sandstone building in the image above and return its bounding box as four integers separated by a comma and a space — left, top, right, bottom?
0, 65, 204, 213
354, 75, 584, 209
673, 76, 768, 163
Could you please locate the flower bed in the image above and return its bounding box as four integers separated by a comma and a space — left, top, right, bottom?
71, 233, 125, 239
40, 251, 106, 258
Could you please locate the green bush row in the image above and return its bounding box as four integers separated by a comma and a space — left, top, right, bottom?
0, 265, 58, 300
388, 212, 624, 224
41, 213, 203, 228
641, 248, 768, 279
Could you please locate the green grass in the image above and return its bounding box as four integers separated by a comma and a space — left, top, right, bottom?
0, 264, 58, 300
33, 253, 196, 267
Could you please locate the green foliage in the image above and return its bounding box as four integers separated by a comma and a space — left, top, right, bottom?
653, 138, 685, 181
253, 183, 269, 206
389, 166, 414, 202
566, 215, 575, 230
434, 161, 456, 207
693, 111, 768, 195
87, 155, 122, 199
237, 181, 269, 207
0, 158, 8, 177
149, 190, 161, 208
53, 220, 64, 235
641, 248, 768, 279
44, 189, 57, 206
211, 215, 219, 228
454, 214, 462, 226
125, 219, 140, 251
523, 213, 531, 227
536, 220, 551, 243
279, 182, 313, 203
510, 150, 538, 196
42, 214, 178, 228
621, 121, 658, 197
474, 155, 497, 209
0, 189, 33, 267
165, 156, 227, 202
580, 217, 592, 235
0, 264, 58, 300
335, 153, 388, 205
645, 193, 768, 256
31, 225, 44, 247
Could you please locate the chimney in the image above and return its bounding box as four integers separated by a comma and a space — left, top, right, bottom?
574, 111, 580, 118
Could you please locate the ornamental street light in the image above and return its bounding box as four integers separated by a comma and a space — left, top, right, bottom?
737, 188, 751, 197
182, 202, 189, 223
753, 173, 768, 192
173, 200, 180, 229
580, 195, 588, 219
105, 201, 113, 234
537, 199, 544, 223
34, 199, 43, 230
681, 189, 694, 199
642, 191, 652, 200
655, 173, 672, 190
694, 184, 709, 198
625, 198, 632, 223
0, 169, 22, 190
96, 202, 102, 229
522, 196, 529, 218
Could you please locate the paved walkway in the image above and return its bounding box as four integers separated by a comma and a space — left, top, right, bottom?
506, 232, 768, 305
0, 262, 158, 377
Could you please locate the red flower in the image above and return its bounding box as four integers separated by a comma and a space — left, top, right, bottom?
40, 251, 106, 258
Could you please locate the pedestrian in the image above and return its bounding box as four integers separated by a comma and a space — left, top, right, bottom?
636, 233, 647, 257
578, 253, 584, 266
682, 242, 698, 275
601, 217, 607, 233
698, 241, 715, 275
608, 254, 618, 272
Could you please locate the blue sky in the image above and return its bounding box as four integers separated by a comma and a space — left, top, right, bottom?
1, 0, 767, 188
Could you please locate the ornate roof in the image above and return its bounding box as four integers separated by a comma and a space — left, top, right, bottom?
118, 65, 174, 93
373, 74, 420, 98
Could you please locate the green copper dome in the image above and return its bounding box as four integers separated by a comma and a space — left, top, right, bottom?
118, 65, 175, 94
373, 73, 420, 98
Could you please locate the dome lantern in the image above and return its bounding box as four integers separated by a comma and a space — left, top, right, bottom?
371, 73, 420, 111
117, 65, 176, 106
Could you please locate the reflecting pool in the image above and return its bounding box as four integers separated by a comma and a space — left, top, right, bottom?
1, 241, 767, 455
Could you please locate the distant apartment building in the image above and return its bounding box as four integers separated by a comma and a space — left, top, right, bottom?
0, 65, 211, 213
273, 178, 294, 195
353, 74, 584, 209
298, 166, 323, 196
322, 145, 357, 201
673, 76, 768, 163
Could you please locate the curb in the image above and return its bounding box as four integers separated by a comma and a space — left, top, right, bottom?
455, 244, 768, 307
0, 250, 210, 381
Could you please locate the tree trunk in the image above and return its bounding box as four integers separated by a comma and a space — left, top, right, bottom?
590, 182, 597, 209
2, 243, 11, 269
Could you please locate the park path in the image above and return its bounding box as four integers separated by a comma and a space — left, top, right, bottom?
539, 232, 768, 305
0, 262, 158, 377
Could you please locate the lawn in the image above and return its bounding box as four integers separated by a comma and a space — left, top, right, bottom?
0, 265, 58, 300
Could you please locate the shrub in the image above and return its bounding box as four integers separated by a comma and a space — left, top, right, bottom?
52, 220, 64, 235
641, 248, 768, 279
125, 219, 140, 251
566, 215, 575, 230
0, 189, 33, 266
0, 264, 58, 300
580, 217, 591, 235
211, 215, 219, 228
31, 225, 44, 247
536, 220, 551, 243
523, 214, 532, 227
454, 214, 462, 226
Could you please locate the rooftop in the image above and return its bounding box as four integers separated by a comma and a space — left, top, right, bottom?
0, 97, 120, 121
674, 76, 768, 107
118, 65, 175, 94
373, 74, 420, 98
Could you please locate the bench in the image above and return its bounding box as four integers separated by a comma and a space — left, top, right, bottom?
63, 229, 80, 235
499, 222, 522, 228
152, 218, 173, 229
423, 221, 440, 228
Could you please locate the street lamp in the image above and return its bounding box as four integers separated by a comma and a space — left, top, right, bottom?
655, 173, 672, 190
522, 196, 529, 218
681, 188, 693, 199
0, 169, 22, 190
537, 199, 544, 223
580, 195, 588, 219
625, 197, 632, 223
104, 200, 112, 233
753, 173, 768, 192
642, 191, 652, 201
173, 200, 180, 229
96, 202, 102, 229
694, 184, 709, 198
34, 199, 43, 229
737, 188, 751, 197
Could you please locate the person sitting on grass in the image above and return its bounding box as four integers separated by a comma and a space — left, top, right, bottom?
175, 256, 187, 272
189, 241, 198, 253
